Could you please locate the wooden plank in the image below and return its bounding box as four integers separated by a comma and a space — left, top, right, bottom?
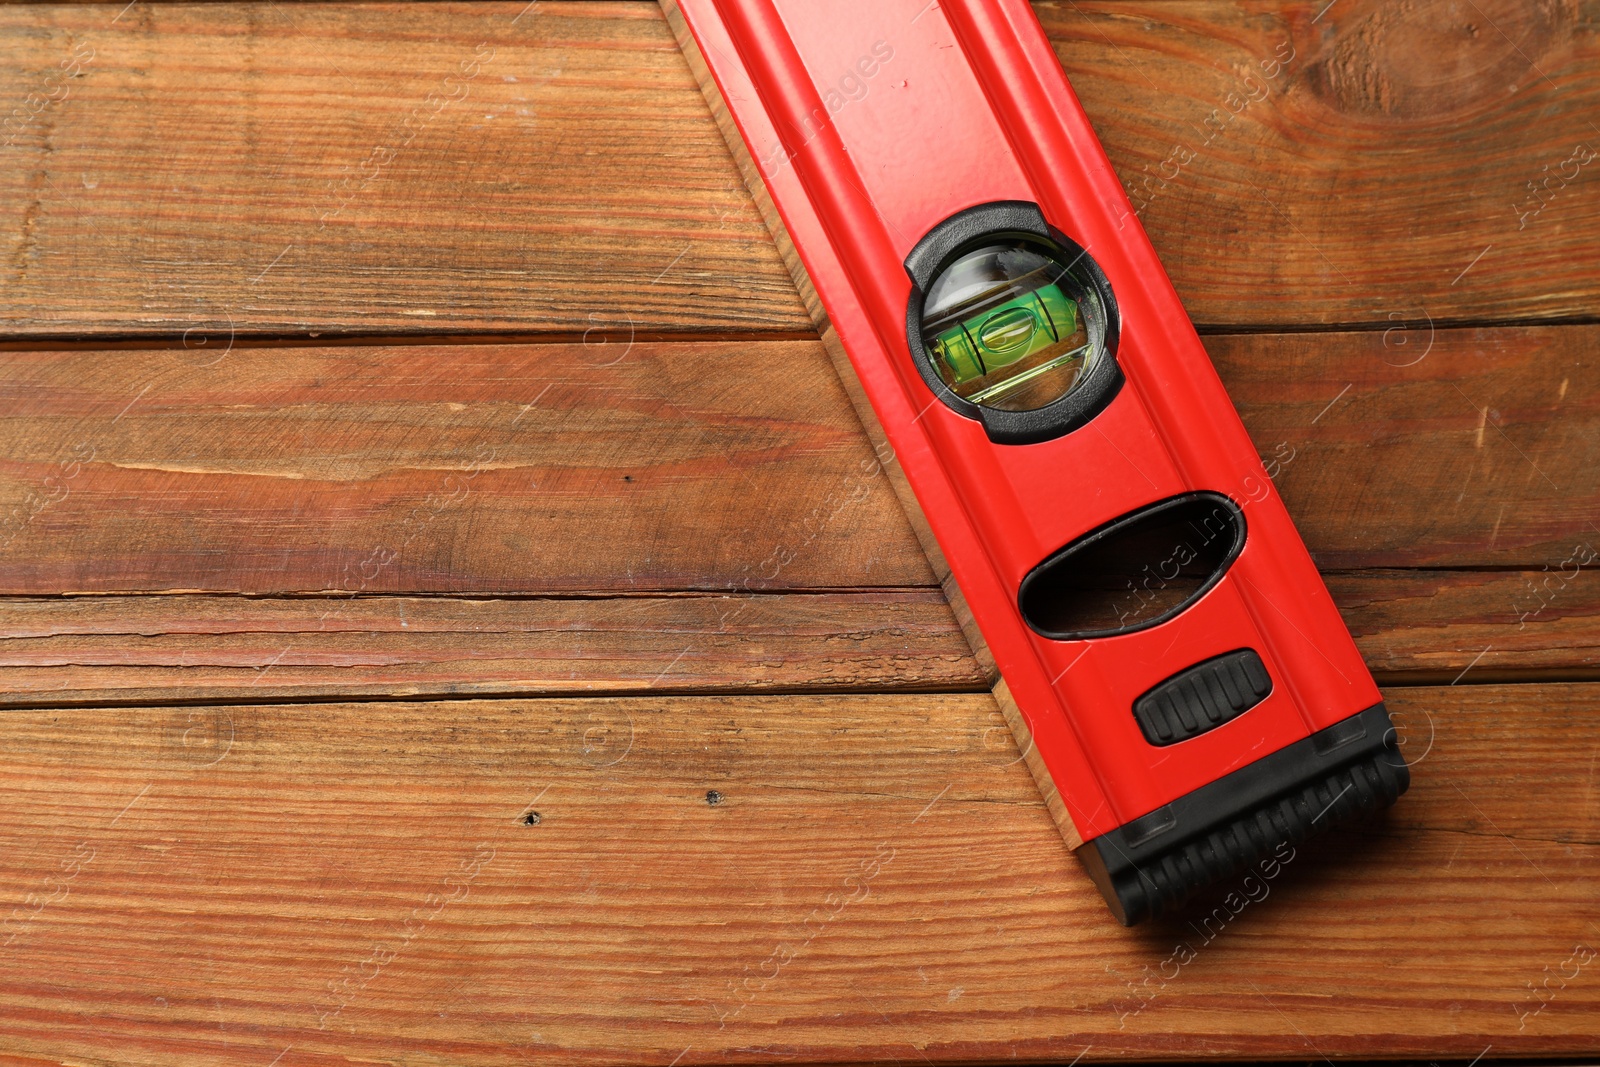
0, 339, 934, 594
1048, 0, 1600, 328
0, 325, 1591, 598
1333, 568, 1600, 685
2, 566, 1596, 705
1213, 322, 1599, 569
0, 1, 811, 339
0, 591, 985, 705
3, 2, 1597, 338
0, 684, 1594, 1064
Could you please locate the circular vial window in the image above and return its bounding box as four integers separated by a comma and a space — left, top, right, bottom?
919, 236, 1113, 413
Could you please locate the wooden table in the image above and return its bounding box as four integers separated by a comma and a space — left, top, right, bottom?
1, 2, 1596, 1063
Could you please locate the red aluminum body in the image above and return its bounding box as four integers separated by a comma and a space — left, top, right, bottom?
672, 0, 1382, 845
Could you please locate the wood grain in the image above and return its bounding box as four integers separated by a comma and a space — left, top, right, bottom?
0, 684, 1595, 1064
2, 567, 1596, 705
0, 591, 986, 706
1212, 322, 1599, 569
0, 339, 933, 594
0, 325, 1591, 598
1045, 0, 1600, 327
3, 2, 1598, 338
0, 2, 810, 339
1333, 568, 1600, 685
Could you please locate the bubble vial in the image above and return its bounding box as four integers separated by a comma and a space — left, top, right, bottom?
919, 239, 1108, 413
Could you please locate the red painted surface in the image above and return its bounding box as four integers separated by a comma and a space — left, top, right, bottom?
678, 0, 1381, 841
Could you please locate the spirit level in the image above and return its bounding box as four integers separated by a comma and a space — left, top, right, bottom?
668, 0, 1409, 924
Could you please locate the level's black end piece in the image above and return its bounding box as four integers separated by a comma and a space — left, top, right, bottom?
1078, 703, 1408, 926
1133, 648, 1272, 746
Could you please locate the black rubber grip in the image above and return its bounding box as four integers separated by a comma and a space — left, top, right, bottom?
1133, 648, 1272, 746
1077, 703, 1409, 925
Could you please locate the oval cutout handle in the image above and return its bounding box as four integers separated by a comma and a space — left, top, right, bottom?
1018, 492, 1246, 640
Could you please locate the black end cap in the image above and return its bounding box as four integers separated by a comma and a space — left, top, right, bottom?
1079, 703, 1409, 926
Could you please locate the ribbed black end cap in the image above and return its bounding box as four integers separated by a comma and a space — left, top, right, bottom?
1078, 703, 1409, 926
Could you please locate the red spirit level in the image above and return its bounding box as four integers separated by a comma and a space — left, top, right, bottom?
668, 0, 1409, 924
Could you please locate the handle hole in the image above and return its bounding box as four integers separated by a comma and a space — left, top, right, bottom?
1018, 493, 1245, 640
